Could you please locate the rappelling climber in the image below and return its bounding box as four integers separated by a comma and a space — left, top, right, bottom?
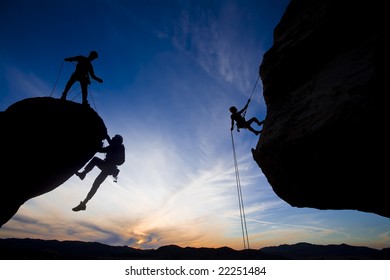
72, 134, 125, 212
60, 50, 103, 105
230, 99, 264, 135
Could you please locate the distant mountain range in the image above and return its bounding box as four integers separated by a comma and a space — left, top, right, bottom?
1, 238, 389, 260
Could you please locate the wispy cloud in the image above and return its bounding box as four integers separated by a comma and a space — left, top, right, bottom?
5, 66, 52, 99
165, 2, 263, 96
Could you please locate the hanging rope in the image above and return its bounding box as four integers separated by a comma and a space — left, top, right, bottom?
249, 75, 260, 100
228, 75, 261, 249
49, 60, 65, 97
231, 130, 250, 250
242, 75, 260, 118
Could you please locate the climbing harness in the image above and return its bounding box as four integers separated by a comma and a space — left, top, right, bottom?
230, 74, 261, 250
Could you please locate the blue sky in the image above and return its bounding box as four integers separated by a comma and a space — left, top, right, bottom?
1, 0, 389, 250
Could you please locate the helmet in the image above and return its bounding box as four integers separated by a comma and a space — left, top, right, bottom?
112, 134, 123, 145
89, 50, 98, 59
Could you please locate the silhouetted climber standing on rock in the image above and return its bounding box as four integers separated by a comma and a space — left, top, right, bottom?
72, 134, 125, 212
61, 50, 103, 106
230, 99, 264, 135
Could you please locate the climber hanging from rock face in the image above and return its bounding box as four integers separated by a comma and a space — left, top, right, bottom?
230, 99, 264, 135
60, 50, 103, 106
72, 133, 125, 212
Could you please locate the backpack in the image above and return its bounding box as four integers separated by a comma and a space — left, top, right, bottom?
106, 144, 125, 166
115, 144, 125, 166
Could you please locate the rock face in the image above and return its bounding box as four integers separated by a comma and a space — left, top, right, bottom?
0, 97, 107, 227
253, 0, 389, 217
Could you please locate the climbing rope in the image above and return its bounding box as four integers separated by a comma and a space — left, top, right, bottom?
88, 87, 98, 112
231, 130, 250, 250
249, 75, 260, 100
69, 87, 98, 112
49, 60, 65, 97
229, 74, 261, 249
242, 75, 260, 118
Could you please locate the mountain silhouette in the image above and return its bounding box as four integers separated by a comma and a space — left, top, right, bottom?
1, 238, 389, 260
260, 242, 390, 260
0, 97, 107, 227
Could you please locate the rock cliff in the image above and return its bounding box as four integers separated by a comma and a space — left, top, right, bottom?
0, 97, 107, 227
252, 0, 389, 217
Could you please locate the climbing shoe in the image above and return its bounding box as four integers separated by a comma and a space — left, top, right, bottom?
72, 201, 86, 212
75, 171, 86, 180
112, 168, 120, 182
